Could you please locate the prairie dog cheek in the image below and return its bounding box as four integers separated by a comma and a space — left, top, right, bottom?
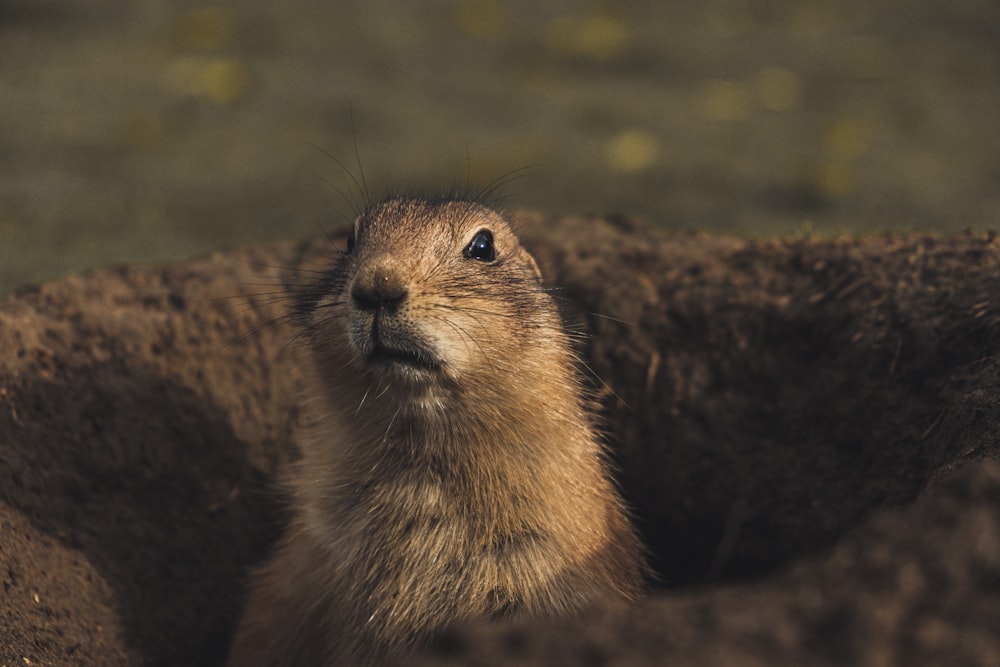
422, 306, 509, 374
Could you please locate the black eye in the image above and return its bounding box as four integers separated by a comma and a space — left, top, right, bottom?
346, 231, 356, 254
464, 230, 495, 262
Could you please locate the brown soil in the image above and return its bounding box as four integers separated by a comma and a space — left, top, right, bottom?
2, 215, 999, 665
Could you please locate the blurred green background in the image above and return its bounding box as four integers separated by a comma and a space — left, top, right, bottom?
1, 0, 998, 295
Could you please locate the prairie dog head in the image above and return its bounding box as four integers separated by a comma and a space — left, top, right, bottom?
298, 197, 556, 398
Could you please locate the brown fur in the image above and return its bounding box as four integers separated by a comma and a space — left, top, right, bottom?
226, 197, 647, 666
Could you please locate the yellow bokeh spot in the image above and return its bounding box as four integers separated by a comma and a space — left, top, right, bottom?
545, 13, 628, 60
605, 130, 659, 173
176, 8, 237, 51
700, 80, 752, 121
454, 0, 506, 37
166, 56, 248, 104
825, 118, 870, 158
202, 59, 248, 103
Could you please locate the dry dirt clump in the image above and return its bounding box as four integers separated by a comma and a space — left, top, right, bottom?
2, 215, 1000, 666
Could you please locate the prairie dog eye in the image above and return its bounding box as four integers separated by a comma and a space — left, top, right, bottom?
464, 230, 495, 262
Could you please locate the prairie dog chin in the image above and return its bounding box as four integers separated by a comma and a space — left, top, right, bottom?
227, 196, 647, 666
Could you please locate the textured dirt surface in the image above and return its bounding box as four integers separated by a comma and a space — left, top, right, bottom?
2, 216, 1000, 665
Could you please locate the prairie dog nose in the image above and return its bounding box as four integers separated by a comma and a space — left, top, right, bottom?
351, 257, 408, 310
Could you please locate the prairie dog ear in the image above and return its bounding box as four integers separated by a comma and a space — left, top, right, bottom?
524, 251, 543, 282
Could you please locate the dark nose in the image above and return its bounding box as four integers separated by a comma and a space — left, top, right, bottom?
351, 258, 408, 310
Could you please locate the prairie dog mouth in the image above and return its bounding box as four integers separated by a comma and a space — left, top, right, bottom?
356, 314, 442, 371
366, 342, 441, 371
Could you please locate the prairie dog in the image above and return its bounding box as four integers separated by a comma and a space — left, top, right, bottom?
227, 197, 646, 666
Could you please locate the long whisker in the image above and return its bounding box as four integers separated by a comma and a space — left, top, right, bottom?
585, 311, 633, 326
240, 259, 330, 275
311, 143, 366, 215
316, 219, 342, 250
349, 106, 371, 208
544, 288, 636, 327
206, 290, 299, 303
314, 171, 362, 219
356, 385, 373, 416
568, 349, 630, 410
224, 311, 296, 351
474, 165, 537, 205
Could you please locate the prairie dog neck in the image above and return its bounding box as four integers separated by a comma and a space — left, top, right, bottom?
296, 196, 605, 550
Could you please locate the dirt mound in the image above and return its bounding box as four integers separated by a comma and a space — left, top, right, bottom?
1, 215, 999, 665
